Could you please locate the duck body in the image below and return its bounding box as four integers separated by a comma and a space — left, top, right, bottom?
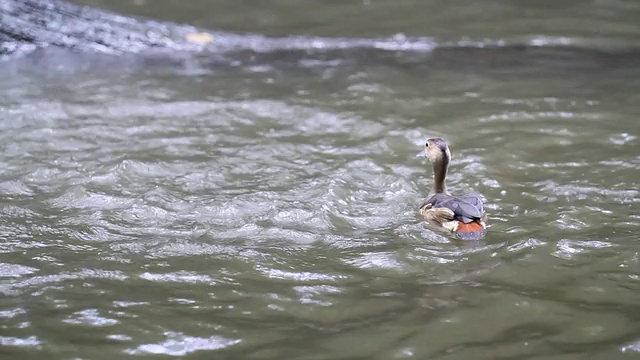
417, 138, 487, 240
420, 192, 487, 239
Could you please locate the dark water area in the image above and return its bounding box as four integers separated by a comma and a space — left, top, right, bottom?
0, 1, 639, 359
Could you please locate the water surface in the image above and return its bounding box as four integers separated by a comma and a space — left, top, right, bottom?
1, 1, 639, 359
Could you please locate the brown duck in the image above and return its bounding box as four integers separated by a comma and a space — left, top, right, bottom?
417, 138, 487, 240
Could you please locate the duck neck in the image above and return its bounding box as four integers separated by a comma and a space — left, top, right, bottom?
431, 156, 449, 194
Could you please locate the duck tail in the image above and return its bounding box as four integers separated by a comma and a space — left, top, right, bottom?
455, 221, 487, 241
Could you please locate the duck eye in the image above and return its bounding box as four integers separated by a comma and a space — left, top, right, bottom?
425, 142, 429, 147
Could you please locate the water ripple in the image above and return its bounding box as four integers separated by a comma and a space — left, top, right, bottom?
1, 23, 640, 359
127, 332, 241, 356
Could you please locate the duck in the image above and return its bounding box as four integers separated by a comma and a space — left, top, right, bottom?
416, 138, 487, 240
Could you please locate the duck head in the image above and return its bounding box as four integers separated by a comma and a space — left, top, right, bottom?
416, 137, 451, 164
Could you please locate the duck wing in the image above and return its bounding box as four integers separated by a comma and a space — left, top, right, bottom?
425, 193, 484, 224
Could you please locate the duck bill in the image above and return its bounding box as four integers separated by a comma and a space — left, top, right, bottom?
416, 150, 426, 157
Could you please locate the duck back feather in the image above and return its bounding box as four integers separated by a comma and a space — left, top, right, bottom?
424, 193, 484, 224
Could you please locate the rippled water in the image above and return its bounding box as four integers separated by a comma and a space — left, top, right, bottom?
1, 1, 640, 359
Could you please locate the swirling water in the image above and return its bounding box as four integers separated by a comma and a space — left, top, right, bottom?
1, 2, 640, 359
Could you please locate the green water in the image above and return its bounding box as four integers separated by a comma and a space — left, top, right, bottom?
0, 1, 639, 359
